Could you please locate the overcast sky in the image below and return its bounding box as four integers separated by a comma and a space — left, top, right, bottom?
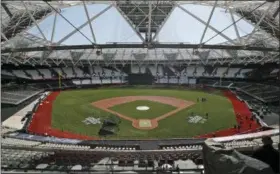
28, 3, 254, 45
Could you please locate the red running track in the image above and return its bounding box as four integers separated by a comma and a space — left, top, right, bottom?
196, 90, 261, 138
28, 91, 98, 140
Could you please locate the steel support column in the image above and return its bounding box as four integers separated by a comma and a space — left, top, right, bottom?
244, 2, 275, 44
199, 0, 218, 44
1, 32, 9, 41
57, 5, 112, 44
272, 7, 279, 18
152, 5, 175, 41
147, 2, 152, 42
114, 4, 145, 42
176, 3, 237, 45
83, 1, 97, 43
229, 8, 242, 44
1, 3, 13, 18
22, 1, 48, 41
50, 10, 58, 43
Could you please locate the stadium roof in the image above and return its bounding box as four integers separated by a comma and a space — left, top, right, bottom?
1, 0, 279, 66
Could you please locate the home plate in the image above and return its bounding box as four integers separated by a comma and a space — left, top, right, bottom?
139, 119, 152, 128
136, 106, 150, 111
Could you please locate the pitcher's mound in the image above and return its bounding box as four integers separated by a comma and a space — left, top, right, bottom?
136, 106, 150, 111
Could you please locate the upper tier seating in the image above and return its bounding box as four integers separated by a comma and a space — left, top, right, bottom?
158, 65, 164, 77
62, 67, 75, 78
131, 65, 139, 74
1, 87, 43, 105
213, 67, 227, 77
149, 66, 157, 76
53, 68, 65, 77
195, 66, 204, 77
1, 69, 14, 76
202, 79, 279, 102
25, 70, 41, 80
12, 70, 30, 79
2, 66, 257, 80
186, 66, 195, 76
236, 69, 253, 78
225, 68, 239, 78
38, 69, 52, 79
74, 67, 85, 77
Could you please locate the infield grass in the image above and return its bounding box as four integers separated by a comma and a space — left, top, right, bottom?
51, 88, 236, 139
110, 100, 176, 119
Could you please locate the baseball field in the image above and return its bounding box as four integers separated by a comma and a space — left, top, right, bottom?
47, 87, 238, 139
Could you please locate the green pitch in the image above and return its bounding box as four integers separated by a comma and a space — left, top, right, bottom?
110, 100, 176, 119
51, 88, 236, 139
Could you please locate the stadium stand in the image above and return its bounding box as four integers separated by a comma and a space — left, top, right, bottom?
200, 79, 280, 103
1, 1, 279, 173
1, 131, 279, 173
1, 85, 43, 105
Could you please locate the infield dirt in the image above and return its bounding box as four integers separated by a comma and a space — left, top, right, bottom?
92, 96, 195, 129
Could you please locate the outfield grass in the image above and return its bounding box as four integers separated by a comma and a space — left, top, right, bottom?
51, 88, 236, 139
110, 100, 176, 119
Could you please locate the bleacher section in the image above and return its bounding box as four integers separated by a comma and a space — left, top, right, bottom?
236, 69, 253, 78
1, 88, 43, 105
74, 67, 85, 77
2, 66, 273, 81
213, 67, 227, 77
25, 70, 41, 80
61, 67, 75, 78
201, 79, 279, 103
1, 131, 278, 173
226, 68, 239, 78
195, 66, 204, 77
38, 69, 52, 79
12, 70, 30, 79
1, 69, 14, 76
238, 84, 279, 103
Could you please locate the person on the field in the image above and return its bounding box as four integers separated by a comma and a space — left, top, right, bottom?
237, 125, 241, 132
205, 113, 209, 119
252, 136, 280, 173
